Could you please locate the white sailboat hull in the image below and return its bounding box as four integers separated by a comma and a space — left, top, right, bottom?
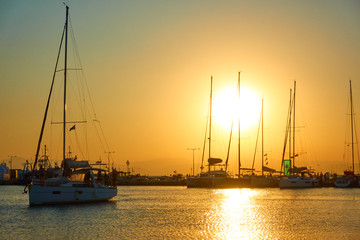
334, 177, 358, 188
29, 184, 117, 205
279, 177, 319, 189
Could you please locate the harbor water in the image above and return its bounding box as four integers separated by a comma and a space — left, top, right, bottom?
1, 185, 360, 239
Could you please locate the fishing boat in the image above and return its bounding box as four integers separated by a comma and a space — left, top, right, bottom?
279, 81, 319, 189
334, 80, 359, 188
250, 99, 279, 188
25, 6, 117, 205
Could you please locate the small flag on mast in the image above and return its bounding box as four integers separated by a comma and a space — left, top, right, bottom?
69, 125, 76, 131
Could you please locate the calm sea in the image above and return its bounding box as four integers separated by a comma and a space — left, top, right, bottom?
1, 185, 359, 239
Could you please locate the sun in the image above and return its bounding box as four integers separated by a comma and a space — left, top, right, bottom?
213, 86, 262, 131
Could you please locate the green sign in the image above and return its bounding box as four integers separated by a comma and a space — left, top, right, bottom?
284, 160, 291, 176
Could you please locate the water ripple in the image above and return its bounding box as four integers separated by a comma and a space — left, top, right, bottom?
1, 186, 360, 239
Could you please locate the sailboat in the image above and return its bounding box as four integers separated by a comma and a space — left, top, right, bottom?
186, 76, 244, 188
25, 6, 117, 205
186, 74, 251, 188
186, 77, 230, 188
334, 80, 359, 188
250, 99, 279, 188
279, 81, 319, 189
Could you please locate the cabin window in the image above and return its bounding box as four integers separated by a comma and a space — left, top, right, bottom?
52, 191, 61, 194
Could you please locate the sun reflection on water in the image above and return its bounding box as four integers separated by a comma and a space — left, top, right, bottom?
205, 189, 269, 240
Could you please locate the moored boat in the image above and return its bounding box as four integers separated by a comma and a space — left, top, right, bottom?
186, 74, 251, 188
25, 5, 117, 205
334, 175, 357, 188
250, 99, 279, 188
279, 174, 319, 189
334, 80, 359, 188
279, 81, 318, 189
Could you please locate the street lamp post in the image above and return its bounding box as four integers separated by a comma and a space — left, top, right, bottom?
187, 148, 200, 176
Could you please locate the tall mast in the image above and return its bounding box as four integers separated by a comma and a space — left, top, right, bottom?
288, 89, 292, 167
281, 88, 292, 174
238, 71, 241, 177
350, 80, 355, 172
63, 6, 69, 163
208, 76, 213, 172
292, 81, 296, 167
32, 28, 65, 171
261, 99, 264, 176
32, 7, 66, 171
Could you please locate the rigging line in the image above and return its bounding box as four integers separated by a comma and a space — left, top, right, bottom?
67, 18, 87, 123
201, 105, 209, 172
225, 120, 233, 172
33, 26, 65, 171
67, 74, 87, 125
348, 88, 360, 172
51, 121, 87, 124
50, 74, 63, 123
97, 121, 112, 152
92, 120, 107, 153
280, 89, 292, 173
296, 89, 316, 165
343, 94, 352, 164
55, 68, 83, 72
251, 108, 262, 174
74, 129, 85, 160
73, 17, 111, 159
69, 17, 86, 112
69, 16, 83, 70
70, 15, 111, 159
67, 16, 89, 125
69, 17, 96, 159
66, 130, 74, 158
354, 117, 360, 173
69, 15, 98, 121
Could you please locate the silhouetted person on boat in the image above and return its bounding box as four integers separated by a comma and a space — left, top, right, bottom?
97, 170, 103, 184
85, 171, 91, 186
104, 172, 110, 185
111, 169, 117, 186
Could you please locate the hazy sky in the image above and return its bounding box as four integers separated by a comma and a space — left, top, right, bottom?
1, 0, 360, 175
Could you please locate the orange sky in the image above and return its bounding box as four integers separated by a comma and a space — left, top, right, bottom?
1, 1, 360, 175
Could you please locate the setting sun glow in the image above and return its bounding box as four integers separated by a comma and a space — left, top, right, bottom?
213, 86, 262, 131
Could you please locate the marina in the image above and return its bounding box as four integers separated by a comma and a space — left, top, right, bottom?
1, 1, 360, 239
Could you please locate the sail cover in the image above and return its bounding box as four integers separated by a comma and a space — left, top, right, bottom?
262, 166, 276, 173
208, 158, 223, 165
289, 166, 307, 173
64, 159, 90, 168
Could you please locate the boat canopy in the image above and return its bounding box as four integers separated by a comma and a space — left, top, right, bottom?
262, 166, 276, 173
289, 166, 307, 173
64, 159, 90, 168
73, 167, 110, 173
344, 170, 354, 176
208, 158, 223, 165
